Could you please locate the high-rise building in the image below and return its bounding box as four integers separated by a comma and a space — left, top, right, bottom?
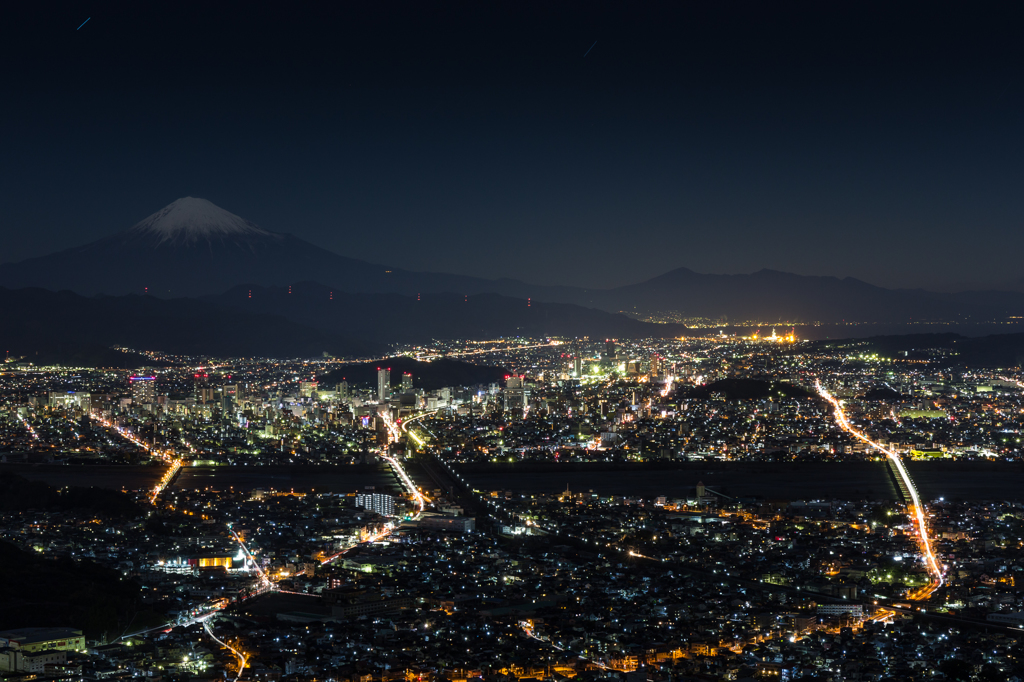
650, 354, 662, 379
573, 355, 583, 377
401, 373, 413, 391
604, 339, 616, 361
130, 376, 156, 405
504, 376, 530, 413
377, 368, 391, 402
355, 492, 395, 517
299, 381, 318, 398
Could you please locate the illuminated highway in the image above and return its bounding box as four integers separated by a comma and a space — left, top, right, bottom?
400, 409, 437, 450
16, 414, 40, 441
318, 409, 431, 566
380, 411, 428, 518
90, 411, 186, 504
816, 380, 944, 595
203, 619, 248, 682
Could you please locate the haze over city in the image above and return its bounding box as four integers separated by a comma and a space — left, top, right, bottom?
2, 3, 1024, 682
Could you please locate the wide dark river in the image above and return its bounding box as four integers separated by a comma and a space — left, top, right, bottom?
455, 461, 1024, 502
3, 460, 1022, 501
0, 464, 400, 495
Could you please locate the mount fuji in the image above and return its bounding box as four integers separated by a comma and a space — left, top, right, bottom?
0, 197, 542, 299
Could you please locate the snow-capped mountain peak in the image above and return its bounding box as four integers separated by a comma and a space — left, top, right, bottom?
128, 197, 272, 244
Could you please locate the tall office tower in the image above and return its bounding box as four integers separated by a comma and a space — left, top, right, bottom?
604, 339, 616, 361
355, 492, 395, 517
130, 375, 156, 404
299, 381, 318, 398
336, 380, 350, 403
504, 376, 530, 412
650, 354, 662, 379
401, 373, 413, 391
377, 367, 391, 402
573, 355, 583, 377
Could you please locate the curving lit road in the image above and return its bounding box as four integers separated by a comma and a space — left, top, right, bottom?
816, 380, 944, 595
203, 619, 248, 682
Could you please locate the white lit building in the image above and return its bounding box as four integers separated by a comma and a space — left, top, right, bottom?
356, 492, 395, 517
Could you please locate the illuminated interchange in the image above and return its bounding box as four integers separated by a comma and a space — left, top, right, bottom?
1, 334, 1024, 680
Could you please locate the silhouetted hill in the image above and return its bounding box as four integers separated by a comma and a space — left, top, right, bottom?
0, 287, 379, 364
0, 540, 158, 640
0, 473, 140, 516
10, 343, 171, 369
684, 379, 817, 401
321, 357, 508, 391
205, 282, 687, 343
861, 387, 905, 401
811, 333, 1024, 368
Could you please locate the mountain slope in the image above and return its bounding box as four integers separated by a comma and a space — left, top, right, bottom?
204, 282, 687, 343
0, 287, 378, 363
0, 197, 553, 299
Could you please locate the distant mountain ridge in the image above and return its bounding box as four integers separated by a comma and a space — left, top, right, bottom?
3, 197, 1024, 324
586, 267, 1024, 323
203, 282, 687, 343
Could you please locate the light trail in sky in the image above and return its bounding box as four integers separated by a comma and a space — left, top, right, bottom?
816, 380, 944, 591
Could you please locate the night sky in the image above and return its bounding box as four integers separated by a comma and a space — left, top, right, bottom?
3, 2, 1023, 292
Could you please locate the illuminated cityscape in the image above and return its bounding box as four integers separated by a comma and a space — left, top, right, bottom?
5, 2, 1024, 680
3, 335, 1024, 680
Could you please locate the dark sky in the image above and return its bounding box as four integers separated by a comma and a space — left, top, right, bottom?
3, 2, 1023, 292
